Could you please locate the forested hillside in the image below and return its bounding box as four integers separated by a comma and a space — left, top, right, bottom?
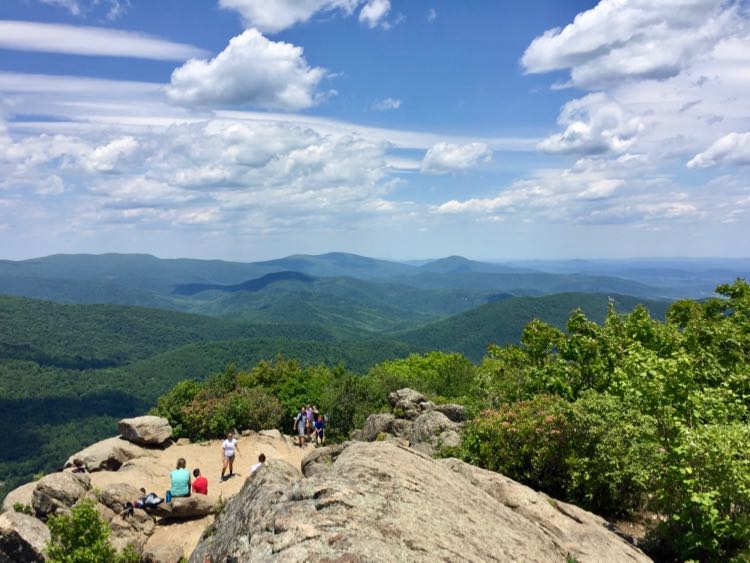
0, 290, 667, 500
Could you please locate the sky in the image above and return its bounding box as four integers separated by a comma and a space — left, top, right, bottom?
0, 0, 749, 261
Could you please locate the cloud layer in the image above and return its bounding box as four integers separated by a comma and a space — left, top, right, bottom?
0, 20, 206, 60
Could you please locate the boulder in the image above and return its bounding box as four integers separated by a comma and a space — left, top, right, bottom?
387, 388, 427, 419
257, 429, 283, 441
189, 441, 650, 562
109, 508, 155, 550
141, 542, 184, 563
65, 437, 148, 472
300, 442, 352, 478
387, 418, 413, 439
32, 471, 90, 519
149, 496, 212, 520
118, 416, 172, 446
360, 413, 395, 441
1, 482, 36, 514
438, 458, 649, 562
0, 511, 50, 562
98, 482, 144, 514
409, 410, 462, 456
432, 403, 466, 423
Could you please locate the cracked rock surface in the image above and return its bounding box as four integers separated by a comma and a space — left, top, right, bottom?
190, 441, 650, 562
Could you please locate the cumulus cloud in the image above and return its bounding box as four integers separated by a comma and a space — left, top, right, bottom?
359, 0, 391, 28
521, 0, 737, 89
166, 29, 326, 110
421, 142, 492, 174
688, 132, 750, 168
371, 97, 401, 111
538, 93, 644, 155
0, 20, 206, 60
219, 0, 359, 33
84, 136, 141, 173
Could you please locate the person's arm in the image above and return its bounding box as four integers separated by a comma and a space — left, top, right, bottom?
235, 441, 240, 455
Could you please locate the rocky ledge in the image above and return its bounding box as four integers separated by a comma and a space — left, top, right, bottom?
190, 441, 650, 562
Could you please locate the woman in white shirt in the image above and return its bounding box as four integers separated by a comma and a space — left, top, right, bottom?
220, 431, 240, 481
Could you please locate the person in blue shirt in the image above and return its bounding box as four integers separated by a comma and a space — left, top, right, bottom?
313, 414, 326, 446
169, 458, 191, 499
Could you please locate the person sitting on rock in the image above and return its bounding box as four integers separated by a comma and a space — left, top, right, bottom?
169, 458, 191, 500
250, 453, 266, 475
293, 406, 307, 448
221, 431, 240, 481
313, 414, 326, 446
192, 468, 208, 495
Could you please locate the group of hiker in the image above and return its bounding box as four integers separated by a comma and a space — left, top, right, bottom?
166, 433, 268, 500
293, 405, 326, 448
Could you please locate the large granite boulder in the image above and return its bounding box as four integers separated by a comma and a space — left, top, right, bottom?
118, 416, 172, 446
300, 442, 352, 478
0, 511, 50, 562
148, 496, 212, 520
409, 409, 462, 456
189, 441, 650, 562
65, 437, 148, 472
97, 482, 144, 514
387, 388, 427, 419
109, 508, 155, 551
141, 542, 184, 563
0, 482, 36, 514
32, 471, 90, 519
432, 402, 466, 423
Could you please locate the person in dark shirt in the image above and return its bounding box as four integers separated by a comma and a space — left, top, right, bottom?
313, 415, 326, 446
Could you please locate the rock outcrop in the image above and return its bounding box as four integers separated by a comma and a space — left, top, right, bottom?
65, 436, 149, 471
1, 482, 36, 514
0, 511, 50, 562
32, 471, 90, 519
149, 496, 213, 520
356, 388, 465, 456
118, 416, 173, 446
190, 441, 650, 562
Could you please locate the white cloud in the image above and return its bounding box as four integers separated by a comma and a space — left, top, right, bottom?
521, 0, 737, 89
427, 8, 437, 22
218, 0, 360, 33
0, 20, 206, 60
359, 0, 390, 28
688, 132, 750, 168
538, 93, 644, 155
421, 142, 492, 174
166, 29, 326, 110
85, 136, 141, 173
37, 0, 130, 20
371, 97, 401, 111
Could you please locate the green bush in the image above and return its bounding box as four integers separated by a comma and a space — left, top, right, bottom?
649, 423, 750, 562
152, 379, 202, 437
460, 395, 571, 498
179, 387, 284, 440
46, 499, 139, 563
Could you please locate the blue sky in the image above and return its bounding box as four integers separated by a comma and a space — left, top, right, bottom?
0, 0, 749, 261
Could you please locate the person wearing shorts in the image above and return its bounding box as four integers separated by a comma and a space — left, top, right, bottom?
221, 431, 239, 481
293, 406, 306, 448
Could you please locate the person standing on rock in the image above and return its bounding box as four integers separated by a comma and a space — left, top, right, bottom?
221, 431, 240, 481
293, 406, 307, 447
314, 414, 326, 446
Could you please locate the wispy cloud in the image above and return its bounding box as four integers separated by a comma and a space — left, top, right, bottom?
0, 20, 207, 60
371, 97, 401, 111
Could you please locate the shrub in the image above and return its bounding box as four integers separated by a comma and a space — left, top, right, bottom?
649, 423, 750, 562
46, 498, 139, 563
460, 395, 571, 498
152, 379, 202, 437
180, 387, 285, 439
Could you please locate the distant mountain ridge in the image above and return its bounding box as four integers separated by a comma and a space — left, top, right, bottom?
173, 271, 315, 296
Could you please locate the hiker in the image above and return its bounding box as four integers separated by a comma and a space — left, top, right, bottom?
221, 431, 239, 481
305, 405, 315, 439
314, 414, 326, 445
293, 406, 307, 447
192, 468, 208, 495
169, 458, 191, 500
134, 488, 163, 509
250, 453, 266, 475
